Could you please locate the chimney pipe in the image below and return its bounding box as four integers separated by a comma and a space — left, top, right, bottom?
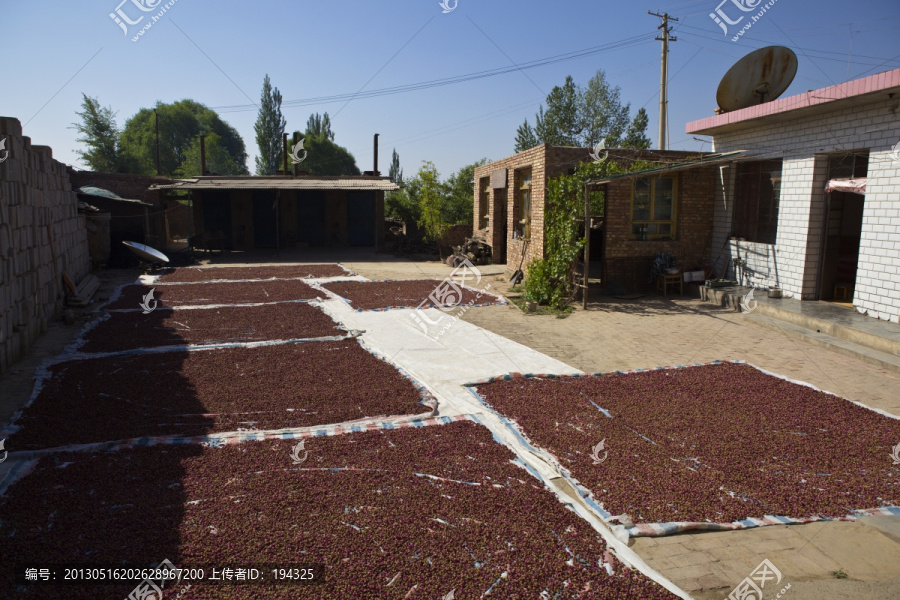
292, 131, 300, 176
282, 133, 289, 176
200, 135, 207, 175
373, 133, 379, 175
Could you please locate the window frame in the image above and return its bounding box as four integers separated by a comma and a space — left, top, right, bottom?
478, 176, 490, 230
630, 175, 678, 241
514, 168, 533, 240
731, 160, 782, 244
826, 151, 869, 180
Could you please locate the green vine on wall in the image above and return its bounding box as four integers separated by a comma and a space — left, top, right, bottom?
523, 159, 658, 309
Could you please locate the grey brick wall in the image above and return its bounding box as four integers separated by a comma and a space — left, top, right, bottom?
0, 116, 90, 372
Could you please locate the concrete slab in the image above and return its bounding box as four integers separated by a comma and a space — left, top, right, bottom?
859, 515, 900, 545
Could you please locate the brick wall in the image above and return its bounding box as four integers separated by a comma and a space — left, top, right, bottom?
603, 167, 717, 289
474, 144, 547, 271
706, 95, 900, 322
440, 223, 472, 256
474, 145, 710, 276
0, 116, 90, 372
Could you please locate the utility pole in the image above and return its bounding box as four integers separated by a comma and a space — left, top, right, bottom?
649, 11, 677, 150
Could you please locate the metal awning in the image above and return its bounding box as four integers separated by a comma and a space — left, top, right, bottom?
584, 151, 746, 185
76, 186, 153, 206
149, 176, 399, 192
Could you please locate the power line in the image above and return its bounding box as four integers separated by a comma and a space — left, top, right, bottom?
211, 33, 655, 114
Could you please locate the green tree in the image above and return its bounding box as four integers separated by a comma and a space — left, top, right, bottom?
385, 186, 421, 225
119, 99, 247, 176
176, 132, 242, 177
524, 159, 655, 309
72, 94, 121, 172
306, 112, 334, 141
254, 74, 287, 175
385, 148, 412, 223
388, 148, 403, 185
444, 159, 488, 225
517, 70, 634, 150
298, 134, 360, 176
413, 161, 450, 246
514, 118, 540, 153
578, 70, 631, 148
622, 107, 652, 150
534, 76, 580, 146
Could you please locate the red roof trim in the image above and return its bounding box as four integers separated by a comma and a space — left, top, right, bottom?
686, 68, 900, 134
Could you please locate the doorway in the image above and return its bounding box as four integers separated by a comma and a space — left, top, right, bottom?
297, 191, 327, 246
347, 191, 375, 246
252, 191, 278, 248
819, 191, 864, 302
818, 151, 868, 303
201, 191, 232, 250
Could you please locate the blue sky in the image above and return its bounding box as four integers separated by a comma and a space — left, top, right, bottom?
3, 0, 899, 179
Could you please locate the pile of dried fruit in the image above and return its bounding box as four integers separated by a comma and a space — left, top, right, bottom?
8, 341, 429, 450
0, 421, 678, 599
157, 264, 349, 283
105, 281, 320, 309
81, 304, 343, 353
475, 362, 900, 524
321, 280, 496, 311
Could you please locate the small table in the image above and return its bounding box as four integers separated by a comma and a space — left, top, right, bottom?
657, 273, 683, 296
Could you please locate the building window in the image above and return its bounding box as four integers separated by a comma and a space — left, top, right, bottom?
827, 151, 868, 179
478, 177, 490, 229
732, 160, 782, 244
515, 169, 532, 239
631, 176, 676, 240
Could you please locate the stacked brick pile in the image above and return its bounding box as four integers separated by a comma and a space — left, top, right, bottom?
0, 116, 90, 372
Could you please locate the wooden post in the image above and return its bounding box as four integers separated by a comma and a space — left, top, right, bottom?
582, 183, 590, 309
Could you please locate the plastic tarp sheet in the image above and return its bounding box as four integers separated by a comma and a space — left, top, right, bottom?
825, 177, 867, 194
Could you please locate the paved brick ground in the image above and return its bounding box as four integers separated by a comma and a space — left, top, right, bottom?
342, 258, 900, 597
444, 277, 900, 599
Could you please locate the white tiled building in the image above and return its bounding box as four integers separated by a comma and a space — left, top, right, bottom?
686, 68, 900, 323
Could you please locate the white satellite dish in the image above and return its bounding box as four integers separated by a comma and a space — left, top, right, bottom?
716, 46, 798, 113
122, 241, 169, 263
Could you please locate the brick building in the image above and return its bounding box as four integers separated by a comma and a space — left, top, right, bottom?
473, 144, 726, 290
686, 67, 900, 323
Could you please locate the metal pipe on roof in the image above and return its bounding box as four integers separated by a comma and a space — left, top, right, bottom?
373, 133, 379, 175
200, 135, 207, 176
282, 133, 289, 176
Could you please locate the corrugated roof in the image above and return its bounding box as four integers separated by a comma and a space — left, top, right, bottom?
149, 176, 399, 191
76, 186, 152, 206
585, 151, 746, 185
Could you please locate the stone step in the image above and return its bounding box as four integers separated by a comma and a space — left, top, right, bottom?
701, 285, 900, 370
747, 313, 900, 374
